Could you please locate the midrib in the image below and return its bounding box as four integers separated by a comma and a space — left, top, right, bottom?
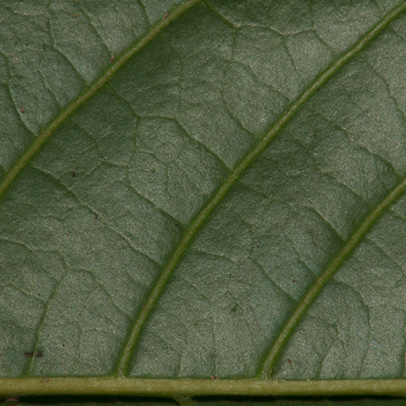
114, 1, 406, 376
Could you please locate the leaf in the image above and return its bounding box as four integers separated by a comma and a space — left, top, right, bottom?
1, 0, 406, 404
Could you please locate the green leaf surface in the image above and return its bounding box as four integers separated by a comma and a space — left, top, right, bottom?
2, 0, 406, 404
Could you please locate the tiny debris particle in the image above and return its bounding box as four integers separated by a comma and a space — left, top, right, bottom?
72, 171, 76, 177
162, 14, 168, 20
110, 55, 115, 62
292, 279, 297, 283
73, 13, 78, 17
288, 359, 293, 366
20, 107, 25, 113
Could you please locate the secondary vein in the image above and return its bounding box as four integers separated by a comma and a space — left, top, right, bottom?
0, 0, 201, 201
259, 1, 406, 377
115, 0, 406, 378
260, 178, 406, 377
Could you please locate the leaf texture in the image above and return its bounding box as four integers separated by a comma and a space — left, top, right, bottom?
1, 0, 406, 400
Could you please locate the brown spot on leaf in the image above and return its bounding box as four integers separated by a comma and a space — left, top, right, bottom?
24, 351, 43, 358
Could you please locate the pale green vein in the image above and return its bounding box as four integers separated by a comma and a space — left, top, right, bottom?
260, 177, 406, 377
0, 0, 201, 201
1, 378, 406, 397
115, 0, 406, 377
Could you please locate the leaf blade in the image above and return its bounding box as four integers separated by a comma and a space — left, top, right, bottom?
2, 1, 406, 400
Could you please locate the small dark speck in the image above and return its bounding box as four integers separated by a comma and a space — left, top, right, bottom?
175, 222, 178, 226
24, 351, 43, 358
110, 56, 115, 62
292, 279, 297, 283
20, 107, 25, 113
72, 171, 76, 177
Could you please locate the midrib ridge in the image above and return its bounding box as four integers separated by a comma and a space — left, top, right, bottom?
115, 1, 406, 377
